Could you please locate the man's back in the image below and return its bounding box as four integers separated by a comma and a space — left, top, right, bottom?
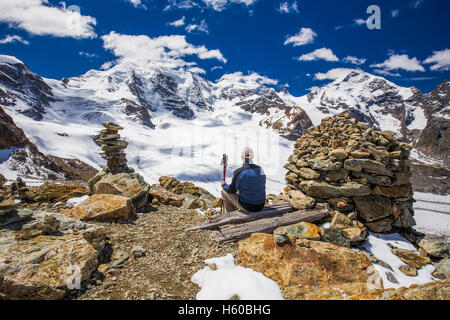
223, 162, 266, 212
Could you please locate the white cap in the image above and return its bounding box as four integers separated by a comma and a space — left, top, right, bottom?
241, 146, 254, 160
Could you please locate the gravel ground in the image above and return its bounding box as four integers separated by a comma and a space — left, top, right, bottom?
75, 205, 239, 300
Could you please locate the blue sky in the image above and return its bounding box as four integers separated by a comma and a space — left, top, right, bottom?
0, 0, 449, 96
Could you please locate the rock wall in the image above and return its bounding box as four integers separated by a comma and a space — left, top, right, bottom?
284, 113, 415, 233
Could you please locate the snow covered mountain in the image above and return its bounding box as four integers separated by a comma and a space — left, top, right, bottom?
0, 55, 448, 196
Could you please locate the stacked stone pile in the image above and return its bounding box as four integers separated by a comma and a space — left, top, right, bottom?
94, 122, 132, 174
284, 113, 415, 233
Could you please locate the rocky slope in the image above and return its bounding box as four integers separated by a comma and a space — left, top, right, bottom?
0, 105, 97, 183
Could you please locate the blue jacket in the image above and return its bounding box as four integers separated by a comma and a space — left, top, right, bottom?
223, 162, 266, 211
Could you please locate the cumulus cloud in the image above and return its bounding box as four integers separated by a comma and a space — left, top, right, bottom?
373, 69, 401, 77
343, 56, 366, 65
314, 68, 360, 81
277, 1, 299, 14
284, 28, 316, 47
101, 32, 227, 71
423, 49, 450, 71
201, 0, 258, 11
0, 35, 29, 45
169, 16, 186, 27
216, 71, 278, 89
370, 54, 425, 72
188, 67, 206, 74
186, 19, 209, 34
297, 48, 339, 62
79, 51, 98, 59
0, 0, 97, 39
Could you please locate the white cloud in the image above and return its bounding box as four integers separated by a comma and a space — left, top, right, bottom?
423, 49, 450, 71
186, 19, 209, 34
373, 69, 401, 77
211, 66, 224, 71
216, 71, 278, 89
343, 56, 366, 65
169, 16, 186, 27
277, 1, 299, 14
314, 68, 360, 81
126, 0, 148, 10
391, 9, 400, 18
0, 0, 97, 39
201, 0, 258, 11
297, 48, 339, 62
101, 32, 227, 71
188, 67, 206, 74
79, 51, 98, 59
370, 54, 425, 72
0, 35, 29, 45
284, 27, 316, 47
163, 0, 199, 11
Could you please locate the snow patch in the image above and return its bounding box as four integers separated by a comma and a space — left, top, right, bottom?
191, 254, 283, 300
66, 195, 89, 207
362, 233, 438, 290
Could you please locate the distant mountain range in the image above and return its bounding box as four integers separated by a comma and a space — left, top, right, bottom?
0, 55, 448, 194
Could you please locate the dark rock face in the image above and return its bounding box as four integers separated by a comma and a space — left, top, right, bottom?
152, 72, 195, 120
235, 88, 313, 140
0, 106, 30, 149
410, 161, 450, 195
121, 99, 155, 128
0, 59, 55, 120
126, 71, 155, 112
188, 75, 212, 111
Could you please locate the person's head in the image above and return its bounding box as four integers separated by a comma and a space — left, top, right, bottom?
241, 146, 254, 162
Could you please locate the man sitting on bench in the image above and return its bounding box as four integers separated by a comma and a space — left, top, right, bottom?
221, 147, 266, 213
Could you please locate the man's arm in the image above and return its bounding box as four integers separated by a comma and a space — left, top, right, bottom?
222, 168, 242, 194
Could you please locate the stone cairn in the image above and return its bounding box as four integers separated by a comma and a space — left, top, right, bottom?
284, 113, 415, 234
94, 122, 133, 174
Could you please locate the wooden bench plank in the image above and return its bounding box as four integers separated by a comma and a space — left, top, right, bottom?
212, 208, 329, 243
184, 202, 292, 232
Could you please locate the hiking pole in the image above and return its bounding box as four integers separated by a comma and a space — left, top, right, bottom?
220, 154, 228, 213
221, 154, 228, 182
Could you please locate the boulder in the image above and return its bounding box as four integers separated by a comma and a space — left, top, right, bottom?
320, 228, 350, 247
0, 173, 6, 187
372, 185, 413, 198
358, 280, 450, 300
149, 187, 184, 207
22, 183, 89, 204
391, 248, 431, 269
300, 181, 371, 198
308, 159, 342, 172
288, 190, 316, 210
341, 227, 368, 243
353, 196, 392, 223
0, 213, 106, 299
326, 197, 353, 212
351, 172, 392, 186
0, 208, 33, 226
419, 238, 448, 258
330, 212, 353, 230
62, 194, 135, 221
399, 265, 418, 277
91, 172, 150, 209
273, 222, 321, 241
344, 159, 394, 177
365, 217, 394, 233
238, 233, 381, 299
432, 258, 450, 280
